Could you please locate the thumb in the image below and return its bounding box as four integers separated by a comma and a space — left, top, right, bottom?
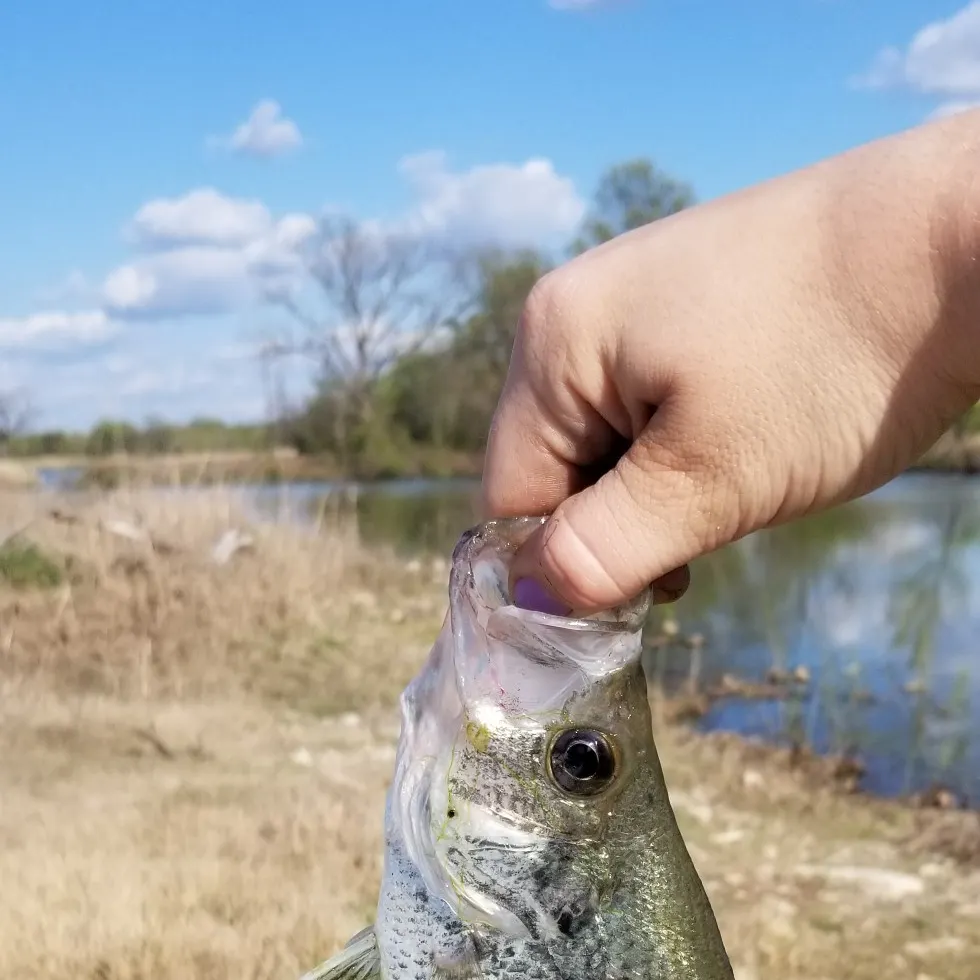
509, 435, 725, 614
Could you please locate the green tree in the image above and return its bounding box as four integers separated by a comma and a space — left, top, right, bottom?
375, 249, 550, 453
141, 416, 176, 454
571, 158, 695, 254
446, 249, 551, 448
37, 431, 69, 455
85, 419, 139, 456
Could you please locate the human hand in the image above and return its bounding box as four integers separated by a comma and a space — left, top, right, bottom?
482, 112, 980, 615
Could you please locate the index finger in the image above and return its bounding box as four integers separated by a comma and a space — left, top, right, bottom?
481, 371, 624, 520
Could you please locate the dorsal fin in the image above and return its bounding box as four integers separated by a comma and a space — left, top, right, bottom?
300, 925, 381, 980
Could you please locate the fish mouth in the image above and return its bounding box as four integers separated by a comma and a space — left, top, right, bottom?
451, 517, 651, 634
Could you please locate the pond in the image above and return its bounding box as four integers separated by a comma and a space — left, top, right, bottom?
39, 466, 980, 807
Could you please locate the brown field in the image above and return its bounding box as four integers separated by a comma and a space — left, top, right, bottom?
0, 487, 978, 980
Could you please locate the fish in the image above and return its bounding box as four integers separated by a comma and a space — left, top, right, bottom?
302, 516, 734, 980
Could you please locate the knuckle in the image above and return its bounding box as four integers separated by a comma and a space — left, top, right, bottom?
519, 270, 577, 349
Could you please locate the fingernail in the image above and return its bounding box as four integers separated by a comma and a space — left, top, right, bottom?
513, 578, 570, 616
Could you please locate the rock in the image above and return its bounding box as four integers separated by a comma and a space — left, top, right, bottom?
712, 829, 745, 846
795, 864, 925, 901
742, 769, 765, 790
290, 747, 313, 767
101, 517, 148, 542
904, 937, 967, 958
670, 790, 713, 826
211, 528, 254, 565
758, 896, 797, 939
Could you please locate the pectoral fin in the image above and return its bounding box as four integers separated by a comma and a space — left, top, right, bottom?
300, 925, 381, 980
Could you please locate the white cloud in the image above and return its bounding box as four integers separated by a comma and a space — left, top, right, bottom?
103, 190, 317, 318
214, 99, 304, 159
397, 150, 585, 248
856, 2, 980, 117
117, 364, 218, 397
14, 345, 275, 429
128, 188, 273, 249
0, 310, 117, 351
103, 247, 255, 318
99, 152, 580, 321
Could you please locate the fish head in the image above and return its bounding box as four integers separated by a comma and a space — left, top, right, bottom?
392, 517, 660, 945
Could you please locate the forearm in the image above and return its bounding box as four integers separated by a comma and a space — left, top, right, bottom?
815, 109, 980, 400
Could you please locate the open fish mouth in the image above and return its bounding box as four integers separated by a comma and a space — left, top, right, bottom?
450, 515, 651, 634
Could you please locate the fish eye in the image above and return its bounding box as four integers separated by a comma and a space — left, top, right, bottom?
548, 729, 617, 797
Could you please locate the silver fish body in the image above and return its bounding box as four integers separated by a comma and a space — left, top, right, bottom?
303, 517, 734, 980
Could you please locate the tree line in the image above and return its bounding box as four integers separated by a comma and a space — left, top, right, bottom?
3, 157, 978, 475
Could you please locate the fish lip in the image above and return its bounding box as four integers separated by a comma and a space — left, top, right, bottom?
494, 606, 636, 634
452, 517, 651, 634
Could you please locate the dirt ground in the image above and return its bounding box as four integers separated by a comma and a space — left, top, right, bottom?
2, 693, 978, 980
1, 488, 978, 979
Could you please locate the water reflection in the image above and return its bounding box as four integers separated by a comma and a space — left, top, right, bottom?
652, 474, 980, 805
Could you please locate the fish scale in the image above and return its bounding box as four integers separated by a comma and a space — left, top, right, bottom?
301, 517, 734, 980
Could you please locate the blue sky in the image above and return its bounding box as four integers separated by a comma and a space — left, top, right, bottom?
1, 0, 978, 431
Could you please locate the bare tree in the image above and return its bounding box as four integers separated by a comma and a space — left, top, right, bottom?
256, 339, 291, 449
0, 388, 34, 455
268, 214, 477, 455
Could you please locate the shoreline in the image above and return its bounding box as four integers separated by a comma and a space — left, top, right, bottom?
653, 686, 979, 826
6, 429, 980, 490
16, 447, 485, 489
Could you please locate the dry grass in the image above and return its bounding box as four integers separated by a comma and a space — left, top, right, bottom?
0, 459, 39, 488
0, 486, 444, 707
0, 694, 388, 979
0, 487, 978, 980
